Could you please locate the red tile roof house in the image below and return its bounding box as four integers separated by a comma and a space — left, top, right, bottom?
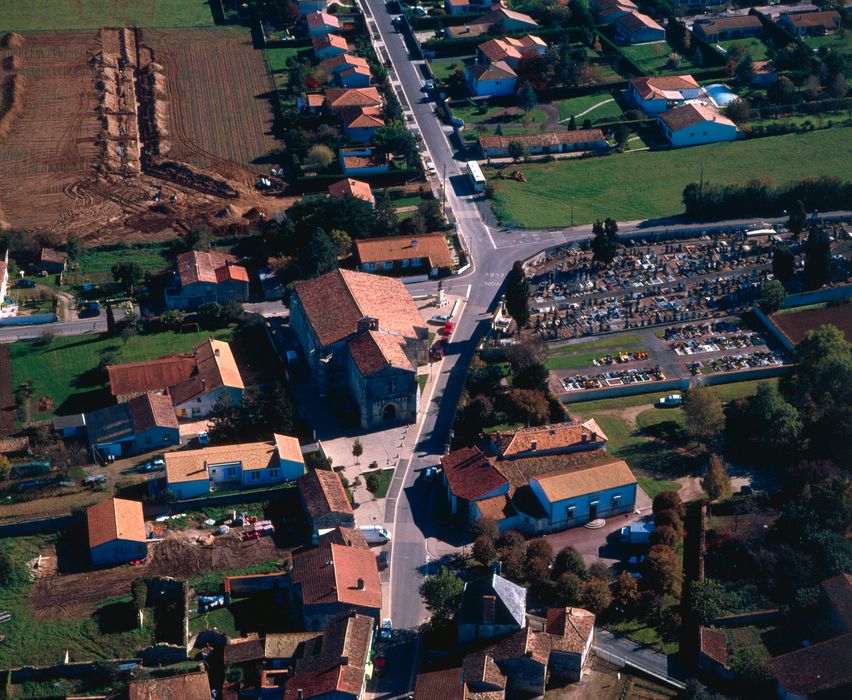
290, 530, 382, 630
128, 669, 212, 700
321, 54, 372, 88
447, 6, 539, 38
778, 10, 841, 38
614, 12, 666, 45
692, 15, 763, 43
312, 33, 350, 60
338, 64, 372, 89
591, 0, 637, 25
413, 667, 466, 700
290, 269, 428, 429
821, 572, 852, 637
86, 497, 148, 567
769, 633, 852, 700
298, 468, 356, 537
341, 105, 386, 143
697, 626, 736, 681
444, 0, 499, 17
325, 87, 383, 112
658, 103, 738, 148
628, 74, 702, 115
164, 249, 249, 310
164, 433, 305, 499
305, 10, 340, 37
491, 419, 608, 459
354, 233, 454, 278
85, 391, 180, 459
329, 177, 375, 206
478, 130, 608, 160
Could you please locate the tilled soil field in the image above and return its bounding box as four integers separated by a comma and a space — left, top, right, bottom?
30, 533, 285, 622
771, 304, 852, 344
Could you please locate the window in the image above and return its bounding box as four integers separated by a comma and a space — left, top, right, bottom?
401, 259, 410, 267
411, 257, 421, 266
164, 434, 171, 442
383, 261, 393, 269
192, 408, 201, 417
612, 495, 621, 507
227, 467, 236, 476
364, 262, 375, 271
566, 505, 576, 518
251, 471, 260, 481
269, 469, 279, 479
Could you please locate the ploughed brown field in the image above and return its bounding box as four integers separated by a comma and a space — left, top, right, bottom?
771, 304, 852, 344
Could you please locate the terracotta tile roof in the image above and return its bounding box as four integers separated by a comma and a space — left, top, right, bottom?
462, 653, 506, 689
630, 74, 699, 100
299, 468, 355, 519
275, 433, 304, 464
494, 448, 610, 488
475, 493, 517, 520
769, 633, 852, 695
0, 435, 29, 454
294, 268, 426, 347
752, 60, 776, 75
493, 419, 607, 457
265, 632, 323, 660
616, 11, 664, 33
479, 129, 606, 151
169, 339, 245, 405
485, 626, 550, 666
325, 87, 382, 110
304, 93, 326, 108
441, 446, 509, 501
321, 526, 368, 549
821, 573, 852, 633
469, 61, 517, 82
781, 10, 840, 29
312, 33, 349, 53
291, 541, 382, 609
322, 53, 370, 73
216, 264, 249, 283
699, 626, 728, 666
354, 232, 453, 267
40, 247, 67, 265
544, 607, 595, 654
306, 11, 340, 29
329, 178, 374, 203
128, 670, 211, 700
126, 392, 179, 432
342, 105, 385, 129
176, 250, 244, 286
414, 668, 466, 700
310, 611, 374, 670
348, 330, 413, 376
695, 16, 762, 34
479, 38, 524, 64
165, 435, 300, 484
488, 6, 537, 26
87, 497, 146, 549
108, 354, 196, 397
530, 458, 636, 503
660, 103, 736, 132
225, 635, 265, 664
341, 65, 372, 78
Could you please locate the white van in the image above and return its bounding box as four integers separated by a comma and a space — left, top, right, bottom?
358, 525, 392, 545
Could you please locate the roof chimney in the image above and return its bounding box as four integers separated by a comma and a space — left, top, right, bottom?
581, 433, 587, 442
530, 439, 537, 451
591, 432, 598, 442
356, 577, 365, 590
215, 347, 221, 356
482, 595, 496, 624
411, 240, 418, 248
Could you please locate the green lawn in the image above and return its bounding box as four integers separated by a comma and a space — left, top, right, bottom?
10, 327, 233, 422
637, 475, 682, 500
418, 374, 428, 394
453, 102, 550, 136
188, 560, 283, 596
620, 40, 698, 75
490, 128, 852, 228
712, 37, 772, 62
64, 244, 173, 288
804, 32, 852, 58
555, 92, 623, 123
429, 58, 465, 81
608, 613, 679, 655
369, 468, 395, 499
545, 333, 645, 370
2, 0, 216, 31
189, 606, 239, 636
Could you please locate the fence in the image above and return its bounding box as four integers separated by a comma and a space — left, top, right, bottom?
0, 514, 78, 538
171, 483, 294, 512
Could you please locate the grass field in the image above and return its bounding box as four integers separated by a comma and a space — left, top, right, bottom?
2, 0, 216, 31
712, 37, 771, 62
429, 58, 465, 81
490, 128, 852, 227
620, 40, 699, 75
369, 468, 395, 499
11, 327, 233, 422
453, 102, 550, 137
804, 32, 852, 58
64, 244, 173, 288
555, 92, 623, 123
545, 333, 644, 370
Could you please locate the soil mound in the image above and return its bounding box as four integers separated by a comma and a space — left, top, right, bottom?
0, 74, 26, 143
2, 55, 21, 71
1, 33, 24, 49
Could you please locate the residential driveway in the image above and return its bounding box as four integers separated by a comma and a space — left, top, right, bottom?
594, 629, 686, 687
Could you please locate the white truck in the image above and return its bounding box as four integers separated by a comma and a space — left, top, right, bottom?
358, 525, 392, 545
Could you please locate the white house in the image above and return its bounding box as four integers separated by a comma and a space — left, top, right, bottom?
466, 61, 518, 97
628, 75, 702, 115
614, 12, 665, 44
164, 434, 305, 499
658, 103, 738, 148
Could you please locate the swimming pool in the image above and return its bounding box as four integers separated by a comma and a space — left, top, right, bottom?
704, 83, 739, 107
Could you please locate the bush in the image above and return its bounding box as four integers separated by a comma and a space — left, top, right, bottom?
651, 525, 680, 549
655, 509, 683, 535
472, 516, 500, 542
653, 490, 684, 518
473, 535, 497, 566
365, 472, 380, 494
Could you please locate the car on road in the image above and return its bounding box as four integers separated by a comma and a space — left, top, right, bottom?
430, 314, 452, 324
438, 325, 453, 336
380, 618, 393, 640
423, 80, 434, 92
373, 654, 387, 675
144, 458, 165, 472
16, 279, 37, 289
425, 160, 437, 176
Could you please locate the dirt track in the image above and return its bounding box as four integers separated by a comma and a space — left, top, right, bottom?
30, 533, 286, 622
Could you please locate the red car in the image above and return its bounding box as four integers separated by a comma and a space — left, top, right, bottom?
438, 326, 453, 337
242, 531, 261, 542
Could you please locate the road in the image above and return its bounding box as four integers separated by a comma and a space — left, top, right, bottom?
594, 629, 686, 689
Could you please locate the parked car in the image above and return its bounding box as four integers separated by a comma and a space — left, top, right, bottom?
144, 458, 165, 472
429, 346, 444, 362
373, 654, 387, 675
16, 279, 37, 289
358, 525, 392, 545
424, 466, 437, 480
380, 618, 393, 640
197, 431, 209, 446
377, 550, 389, 570
423, 80, 434, 92
425, 160, 437, 175
430, 314, 452, 324
78, 301, 101, 318
438, 326, 453, 336
659, 393, 682, 407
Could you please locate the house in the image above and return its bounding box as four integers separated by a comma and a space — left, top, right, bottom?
768, 633, 852, 700
164, 434, 305, 499
698, 626, 735, 680
492, 419, 608, 459
544, 607, 596, 682
312, 33, 349, 60
305, 11, 340, 37
282, 611, 374, 700
53, 413, 86, 438
86, 392, 180, 458
298, 468, 356, 536
614, 12, 666, 45
476, 35, 547, 70
414, 668, 466, 700
325, 87, 383, 112
128, 670, 212, 700
298, 93, 326, 112
441, 446, 511, 523
470, 627, 549, 695
591, 0, 638, 25
628, 74, 702, 115
466, 61, 518, 97
322, 53, 370, 76
529, 459, 637, 528
340, 147, 390, 175
354, 233, 453, 278
225, 635, 266, 667
338, 65, 372, 88
341, 106, 385, 142
290, 532, 382, 629
264, 631, 323, 669
658, 103, 738, 147
751, 60, 778, 88
478, 130, 608, 159
36, 247, 67, 274
447, 6, 539, 39
778, 10, 841, 37
107, 353, 197, 402
692, 16, 763, 43
445, 0, 498, 16
0, 435, 29, 457
820, 573, 852, 637
329, 178, 375, 206
86, 497, 147, 567
164, 249, 249, 310
458, 572, 527, 644
290, 269, 428, 429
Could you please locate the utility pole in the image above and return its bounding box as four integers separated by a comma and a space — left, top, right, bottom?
442, 161, 447, 216
570, 196, 575, 231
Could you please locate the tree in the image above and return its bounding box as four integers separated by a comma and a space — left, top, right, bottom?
768, 75, 796, 105
504, 260, 530, 328
160, 309, 186, 331
804, 227, 831, 290
641, 545, 681, 597
568, 115, 577, 130
591, 218, 619, 265
420, 566, 464, 623
787, 200, 807, 238
472, 517, 500, 542
581, 578, 613, 614
735, 55, 754, 86
373, 191, 399, 237
303, 228, 339, 277
121, 324, 137, 345
588, 560, 611, 582
507, 388, 549, 426
512, 361, 549, 391
613, 571, 641, 608
305, 144, 334, 172
517, 81, 537, 112
612, 123, 630, 149
553, 546, 587, 579
111, 262, 142, 293
416, 199, 445, 232
772, 246, 795, 286
652, 490, 684, 518
759, 279, 787, 314
689, 579, 730, 624
554, 572, 582, 606
352, 438, 363, 464
64, 235, 82, 261
525, 554, 552, 584
702, 454, 732, 501
650, 525, 680, 549
372, 123, 418, 165
473, 535, 497, 566
725, 98, 751, 123
683, 386, 724, 444
655, 509, 683, 535
507, 139, 529, 162
0, 454, 10, 481
365, 472, 380, 494
185, 225, 212, 252
727, 382, 803, 457
526, 538, 554, 565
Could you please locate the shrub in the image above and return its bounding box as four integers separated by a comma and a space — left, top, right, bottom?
365, 472, 380, 494
650, 525, 680, 549
653, 490, 684, 518
473, 535, 497, 566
